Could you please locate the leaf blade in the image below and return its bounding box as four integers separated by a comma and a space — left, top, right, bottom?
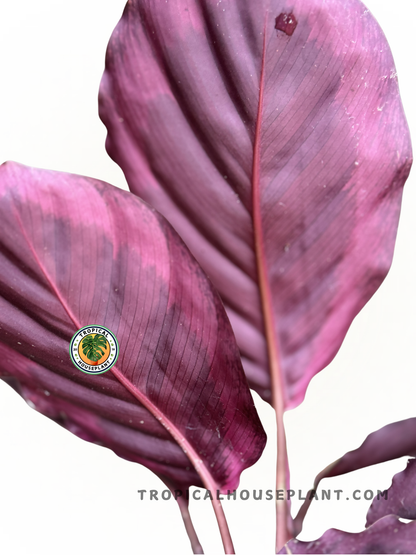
0, 161, 266, 494
99, 0, 412, 408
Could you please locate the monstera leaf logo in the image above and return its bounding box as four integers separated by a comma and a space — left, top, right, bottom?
69, 326, 119, 375
82, 334, 108, 365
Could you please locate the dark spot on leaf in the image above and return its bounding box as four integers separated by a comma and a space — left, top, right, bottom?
275, 13, 298, 36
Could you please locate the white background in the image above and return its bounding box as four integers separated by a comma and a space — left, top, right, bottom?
0, 1, 414, 553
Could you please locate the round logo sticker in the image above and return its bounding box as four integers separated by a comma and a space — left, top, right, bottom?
69, 325, 119, 374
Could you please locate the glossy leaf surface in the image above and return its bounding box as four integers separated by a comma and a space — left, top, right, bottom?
0, 161, 266, 492
367, 458, 416, 527
100, 0, 412, 407
280, 516, 416, 554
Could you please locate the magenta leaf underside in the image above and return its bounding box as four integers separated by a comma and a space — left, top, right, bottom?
323, 418, 416, 480
280, 516, 416, 554
285, 458, 416, 553
367, 458, 416, 527
292, 419, 416, 550
0, 162, 266, 495
99, 0, 412, 409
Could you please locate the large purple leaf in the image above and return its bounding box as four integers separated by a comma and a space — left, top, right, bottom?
294, 418, 416, 534
279, 516, 416, 554
0, 161, 266, 496
367, 458, 416, 527
99, 0, 412, 408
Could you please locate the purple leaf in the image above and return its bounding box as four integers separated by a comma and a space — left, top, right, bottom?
367, 458, 416, 527
320, 418, 416, 479
0, 162, 265, 516
294, 418, 416, 534
279, 516, 416, 554
99, 0, 412, 410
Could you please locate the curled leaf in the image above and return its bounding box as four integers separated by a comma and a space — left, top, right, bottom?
294, 418, 416, 534
318, 418, 416, 479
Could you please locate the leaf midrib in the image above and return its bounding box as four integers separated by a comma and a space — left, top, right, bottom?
251, 18, 291, 545
251, 18, 285, 413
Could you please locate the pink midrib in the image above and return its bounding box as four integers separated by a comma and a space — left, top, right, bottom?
251, 19, 291, 547
252, 21, 286, 419
12, 203, 222, 494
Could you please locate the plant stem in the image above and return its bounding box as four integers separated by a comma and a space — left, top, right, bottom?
293, 459, 341, 536
111, 367, 235, 554
253, 230, 293, 550
270, 346, 292, 551
176, 495, 204, 554
209, 493, 235, 554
